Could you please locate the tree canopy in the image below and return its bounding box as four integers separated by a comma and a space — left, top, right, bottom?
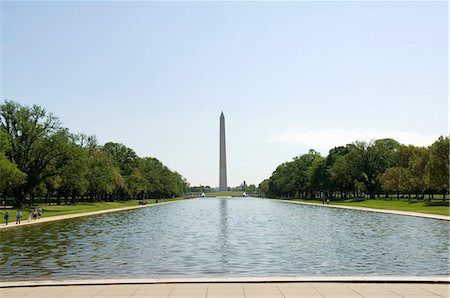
0, 101, 188, 207
263, 136, 449, 200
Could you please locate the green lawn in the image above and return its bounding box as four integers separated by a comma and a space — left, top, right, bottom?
0, 198, 184, 224
206, 191, 246, 197
281, 198, 450, 216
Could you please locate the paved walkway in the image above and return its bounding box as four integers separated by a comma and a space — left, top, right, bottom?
1, 282, 448, 298
0, 200, 179, 230
272, 199, 450, 221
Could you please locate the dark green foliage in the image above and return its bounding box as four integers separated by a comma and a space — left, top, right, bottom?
0, 101, 188, 207
264, 136, 449, 201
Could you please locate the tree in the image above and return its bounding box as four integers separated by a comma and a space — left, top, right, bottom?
346, 139, 399, 199
407, 146, 428, 197
381, 167, 408, 198
268, 150, 321, 197
85, 148, 124, 201
57, 142, 89, 204
103, 142, 139, 199
258, 179, 269, 194
103, 142, 138, 176
136, 157, 187, 199
426, 136, 449, 199
0, 128, 26, 195
291, 149, 321, 197
324, 146, 350, 196
307, 156, 327, 198
0, 101, 71, 207
328, 155, 357, 198
268, 162, 297, 197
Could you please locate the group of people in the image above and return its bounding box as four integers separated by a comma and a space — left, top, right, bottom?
322, 198, 330, 205
3, 207, 42, 225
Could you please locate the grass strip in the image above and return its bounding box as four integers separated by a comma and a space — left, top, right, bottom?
282, 198, 449, 216
206, 191, 247, 197
0, 198, 184, 224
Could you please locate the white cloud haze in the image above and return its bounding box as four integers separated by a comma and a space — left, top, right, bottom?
268, 127, 442, 155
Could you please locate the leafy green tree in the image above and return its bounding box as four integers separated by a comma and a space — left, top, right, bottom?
291, 149, 321, 197
57, 142, 89, 203
103, 142, 138, 176
346, 139, 399, 199
307, 156, 327, 198
381, 167, 408, 198
258, 179, 269, 194
103, 142, 139, 199
328, 155, 357, 198
324, 146, 350, 196
85, 148, 124, 201
0, 128, 26, 195
136, 157, 187, 198
407, 146, 428, 197
426, 136, 449, 199
268, 162, 297, 197
268, 150, 321, 197
0, 101, 71, 207
127, 167, 147, 199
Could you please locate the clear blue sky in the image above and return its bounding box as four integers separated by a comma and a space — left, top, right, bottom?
1, 1, 448, 187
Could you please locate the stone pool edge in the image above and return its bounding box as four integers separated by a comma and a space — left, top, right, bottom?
0, 276, 449, 288
0, 199, 188, 230
268, 198, 450, 221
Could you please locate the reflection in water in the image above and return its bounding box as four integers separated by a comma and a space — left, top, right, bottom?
0, 197, 449, 281
219, 198, 229, 269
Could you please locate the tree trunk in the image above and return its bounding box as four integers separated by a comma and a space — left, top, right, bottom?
14, 190, 25, 208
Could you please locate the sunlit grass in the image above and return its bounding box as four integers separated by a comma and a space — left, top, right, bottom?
0, 198, 184, 224
206, 191, 247, 197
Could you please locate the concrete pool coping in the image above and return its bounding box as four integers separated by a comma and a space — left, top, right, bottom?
1, 276, 449, 288
269, 198, 450, 221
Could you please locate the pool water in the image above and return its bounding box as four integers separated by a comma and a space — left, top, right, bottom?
0, 197, 448, 281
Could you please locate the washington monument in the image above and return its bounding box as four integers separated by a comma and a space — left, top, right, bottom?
219, 112, 227, 191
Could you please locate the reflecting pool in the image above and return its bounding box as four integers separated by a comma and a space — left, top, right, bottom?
0, 197, 448, 281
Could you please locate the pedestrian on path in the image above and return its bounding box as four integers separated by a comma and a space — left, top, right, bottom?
28, 211, 32, 222
16, 210, 22, 224
3, 210, 9, 225
37, 207, 42, 219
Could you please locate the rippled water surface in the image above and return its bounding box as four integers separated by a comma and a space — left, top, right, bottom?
1, 197, 449, 280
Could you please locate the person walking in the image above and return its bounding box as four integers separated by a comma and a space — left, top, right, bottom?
4, 210, 9, 225
37, 207, 42, 219
28, 211, 32, 222
16, 210, 22, 224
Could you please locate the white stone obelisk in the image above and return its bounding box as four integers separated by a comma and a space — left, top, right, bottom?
219, 112, 227, 191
